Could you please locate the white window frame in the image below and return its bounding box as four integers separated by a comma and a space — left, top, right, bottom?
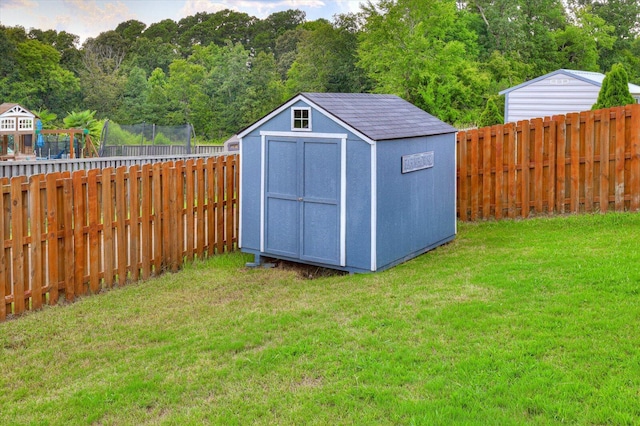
0, 118, 15, 131
18, 118, 33, 130
291, 107, 311, 131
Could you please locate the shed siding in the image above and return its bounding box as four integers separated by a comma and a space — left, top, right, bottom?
375, 133, 456, 269
239, 134, 262, 251
505, 75, 600, 122
345, 138, 372, 271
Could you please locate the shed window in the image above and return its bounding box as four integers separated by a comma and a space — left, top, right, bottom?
291, 108, 311, 131
18, 118, 33, 130
0, 118, 15, 131
634, 96, 640, 104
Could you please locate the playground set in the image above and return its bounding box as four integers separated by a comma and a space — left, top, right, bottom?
0, 103, 97, 160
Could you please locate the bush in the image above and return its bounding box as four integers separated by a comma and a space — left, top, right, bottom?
592, 64, 635, 110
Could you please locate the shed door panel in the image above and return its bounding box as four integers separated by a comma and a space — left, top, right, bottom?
265, 139, 299, 257
300, 140, 340, 265
264, 137, 341, 266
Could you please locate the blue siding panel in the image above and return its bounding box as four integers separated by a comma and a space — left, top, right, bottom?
345, 139, 372, 271
376, 133, 456, 270
240, 135, 262, 251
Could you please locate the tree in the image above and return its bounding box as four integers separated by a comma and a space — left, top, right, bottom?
285, 16, 370, 96
592, 63, 635, 109
358, 0, 490, 124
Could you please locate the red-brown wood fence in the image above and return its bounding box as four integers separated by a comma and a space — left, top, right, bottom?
457, 104, 640, 220
1, 155, 238, 322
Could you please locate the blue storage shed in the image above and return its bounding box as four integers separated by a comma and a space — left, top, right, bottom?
238, 93, 457, 273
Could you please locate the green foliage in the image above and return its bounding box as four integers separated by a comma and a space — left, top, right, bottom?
103, 122, 141, 145
478, 95, 504, 126
1, 1, 639, 139
592, 63, 635, 109
63, 110, 102, 140
34, 108, 58, 129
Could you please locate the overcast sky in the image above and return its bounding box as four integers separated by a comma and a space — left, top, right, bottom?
0, 0, 365, 44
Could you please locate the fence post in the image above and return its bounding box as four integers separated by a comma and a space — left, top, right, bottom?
600, 109, 610, 213
630, 104, 640, 211
0, 180, 6, 321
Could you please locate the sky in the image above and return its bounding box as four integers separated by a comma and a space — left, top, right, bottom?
0, 0, 365, 44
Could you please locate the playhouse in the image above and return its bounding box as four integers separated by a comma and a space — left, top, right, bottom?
0, 103, 38, 160
237, 93, 458, 273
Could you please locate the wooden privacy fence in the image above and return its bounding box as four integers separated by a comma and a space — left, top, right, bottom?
457, 104, 640, 221
0, 155, 238, 322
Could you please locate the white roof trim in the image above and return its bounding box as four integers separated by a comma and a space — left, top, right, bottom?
0, 105, 35, 119
500, 69, 640, 95
237, 94, 376, 145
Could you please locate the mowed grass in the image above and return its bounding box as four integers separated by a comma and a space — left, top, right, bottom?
2, 213, 640, 425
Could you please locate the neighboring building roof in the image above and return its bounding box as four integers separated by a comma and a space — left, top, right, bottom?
500, 69, 640, 95
238, 93, 456, 142
0, 103, 19, 115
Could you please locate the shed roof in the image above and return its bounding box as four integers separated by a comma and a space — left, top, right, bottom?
238, 93, 456, 142
499, 69, 640, 95
302, 93, 456, 141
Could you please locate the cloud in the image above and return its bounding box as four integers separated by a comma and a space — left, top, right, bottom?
1, 0, 36, 8
179, 0, 326, 20
61, 0, 135, 37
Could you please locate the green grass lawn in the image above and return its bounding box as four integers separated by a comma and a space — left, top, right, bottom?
2, 213, 640, 425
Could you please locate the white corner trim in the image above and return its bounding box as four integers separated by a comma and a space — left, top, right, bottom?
454, 132, 458, 235
370, 142, 377, 271
238, 137, 243, 248
260, 134, 266, 252
340, 137, 347, 267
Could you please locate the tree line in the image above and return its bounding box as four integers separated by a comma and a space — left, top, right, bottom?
1, 0, 638, 142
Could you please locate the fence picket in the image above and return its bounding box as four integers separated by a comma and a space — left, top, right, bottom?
533, 118, 544, 214
29, 175, 44, 309
630, 105, 640, 211
11, 176, 26, 314
87, 169, 100, 294
600, 110, 610, 212
569, 113, 580, 213
152, 163, 162, 274
554, 116, 566, 213
129, 165, 141, 281
0, 181, 4, 320
196, 159, 205, 259
45, 173, 59, 305
520, 121, 530, 218
216, 156, 225, 254
140, 164, 152, 280
614, 107, 626, 211
584, 111, 595, 212
185, 160, 195, 261
226, 156, 235, 251
482, 127, 492, 219
116, 167, 127, 285
72, 170, 86, 296
458, 133, 468, 221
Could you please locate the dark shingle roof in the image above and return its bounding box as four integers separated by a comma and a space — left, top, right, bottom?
302, 93, 456, 141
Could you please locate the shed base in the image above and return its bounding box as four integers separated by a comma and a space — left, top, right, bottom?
241, 233, 455, 273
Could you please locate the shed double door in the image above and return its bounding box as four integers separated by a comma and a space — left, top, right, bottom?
265, 137, 341, 266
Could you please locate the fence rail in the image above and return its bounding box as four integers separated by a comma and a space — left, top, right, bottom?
0, 151, 227, 179
457, 104, 640, 220
100, 144, 224, 158
1, 155, 238, 322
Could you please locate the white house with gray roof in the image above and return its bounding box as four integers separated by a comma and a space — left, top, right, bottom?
499, 69, 640, 123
